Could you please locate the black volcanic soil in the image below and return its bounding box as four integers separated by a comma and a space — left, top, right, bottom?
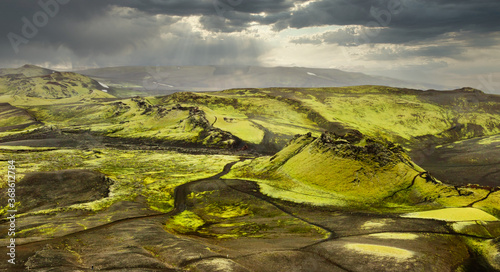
0, 170, 112, 214
412, 135, 500, 187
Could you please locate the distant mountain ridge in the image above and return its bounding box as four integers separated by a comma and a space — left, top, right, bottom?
0, 64, 55, 77
75, 65, 446, 97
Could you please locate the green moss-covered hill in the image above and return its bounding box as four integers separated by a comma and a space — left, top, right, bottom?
225, 132, 500, 217
8, 97, 241, 148
0, 65, 114, 105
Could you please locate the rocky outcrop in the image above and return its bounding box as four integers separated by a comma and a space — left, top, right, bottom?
182, 106, 241, 148
290, 131, 408, 167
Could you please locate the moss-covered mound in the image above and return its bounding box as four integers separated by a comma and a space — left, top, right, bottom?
226, 132, 500, 215
226, 132, 418, 208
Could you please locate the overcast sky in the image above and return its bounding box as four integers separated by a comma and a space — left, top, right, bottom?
1, 0, 500, 91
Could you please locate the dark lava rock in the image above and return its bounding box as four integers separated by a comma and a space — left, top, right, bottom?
1, 170, 112, 213
315, 131, 403, 167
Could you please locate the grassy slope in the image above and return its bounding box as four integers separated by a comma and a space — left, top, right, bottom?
19, 90, 319, 148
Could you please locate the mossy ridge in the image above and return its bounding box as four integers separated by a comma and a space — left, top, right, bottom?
226, 132, 500, 217
5, 86, 499, 151
212, 86, 500, 146
23, 98, 241, 148
0, 103, 40, 131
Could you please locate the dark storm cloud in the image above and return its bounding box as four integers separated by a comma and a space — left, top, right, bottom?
3, 0, 499, 44
0, 0, 269, 67
362, 45, 468, 61
0, 0, 499, 67
0, 0, 160, 58
288, 0, 500, 44
106, 0, 302, 16
285, 0, 500, 60
199, 16, 249, 33
284, 0, 500, 33
291, 26, 452, 46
